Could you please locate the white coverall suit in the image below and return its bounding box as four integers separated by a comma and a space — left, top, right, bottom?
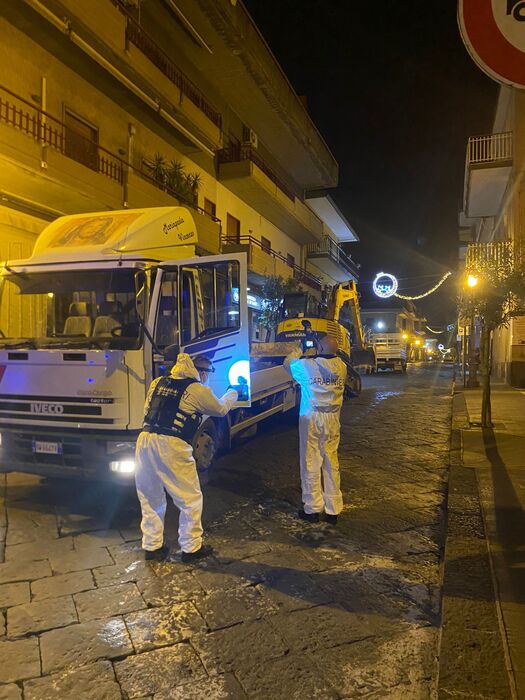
284, 347, 347, 515
135, 354, 237, 553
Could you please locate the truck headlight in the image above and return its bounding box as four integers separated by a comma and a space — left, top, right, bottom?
110, 459, 136, 474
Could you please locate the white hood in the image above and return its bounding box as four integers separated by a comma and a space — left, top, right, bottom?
170, 353, 201, 382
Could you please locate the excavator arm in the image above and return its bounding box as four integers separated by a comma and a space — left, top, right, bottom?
328, 281, 366, 349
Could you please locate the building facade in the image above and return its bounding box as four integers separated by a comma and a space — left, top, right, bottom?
460, 86, 525, 386
0, 0, 359, 342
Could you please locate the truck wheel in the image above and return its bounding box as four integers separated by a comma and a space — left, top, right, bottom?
192, 419, 217, 485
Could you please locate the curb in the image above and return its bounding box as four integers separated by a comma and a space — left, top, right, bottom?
436, 386, 514, 699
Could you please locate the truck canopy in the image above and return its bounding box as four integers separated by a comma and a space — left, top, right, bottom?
8, 207, 210, 266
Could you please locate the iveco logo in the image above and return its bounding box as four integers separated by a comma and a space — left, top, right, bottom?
30, 403, 64, 415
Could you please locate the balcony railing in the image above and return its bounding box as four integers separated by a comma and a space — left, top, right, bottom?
110, 0, 222, 129
306, 236, 360, 278
222, 235, 322, 290
0, 84, 218, 224
0, 85, 124, 184
467, 132, 513, 165
218, 143, 297, 202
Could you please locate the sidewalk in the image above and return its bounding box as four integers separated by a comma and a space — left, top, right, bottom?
441, 383, 525, 699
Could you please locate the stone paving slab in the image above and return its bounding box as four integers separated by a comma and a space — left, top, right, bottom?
191, 618, 288, 675
138, 570, 203, 608
74, 582, 146, 621
93, 560, 156, 588
49, 546, 113, 575
7, 594, 77, 637
124, 602, 206, 651
153, 672, 246, 699
0, 684, 23, 700
235, 651, 337, 699
23, 660, 122, 700
40, 617, 133, 673
73, 529, 125, 549
4, 536, 73, 562
0, 559, 52, 585
194, 584, 275, 631
114, 644, 206, 697
0, 581, 30, 608
0, 637, 41, 683
31, 570, 95, 601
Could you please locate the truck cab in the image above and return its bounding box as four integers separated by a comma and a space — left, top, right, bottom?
0, 207, 277, 481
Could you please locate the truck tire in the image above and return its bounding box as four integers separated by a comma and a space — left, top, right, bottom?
192, 418, 217, 485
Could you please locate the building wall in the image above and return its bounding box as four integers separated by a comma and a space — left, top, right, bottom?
0, 8, 348, 298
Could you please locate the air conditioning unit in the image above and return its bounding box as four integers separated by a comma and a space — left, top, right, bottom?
243, 129, 258, 149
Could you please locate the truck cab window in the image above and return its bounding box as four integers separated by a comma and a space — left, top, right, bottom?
155, 271, 179, 348
180, 261, 240, 345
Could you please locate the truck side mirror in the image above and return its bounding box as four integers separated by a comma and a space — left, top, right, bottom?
164, 343, 180, 362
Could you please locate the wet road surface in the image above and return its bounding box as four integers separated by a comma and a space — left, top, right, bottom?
0, 362, 453, 699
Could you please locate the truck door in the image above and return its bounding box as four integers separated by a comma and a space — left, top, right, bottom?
149, 254, 251, 406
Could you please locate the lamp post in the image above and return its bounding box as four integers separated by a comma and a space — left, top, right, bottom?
465, 275, 480, 388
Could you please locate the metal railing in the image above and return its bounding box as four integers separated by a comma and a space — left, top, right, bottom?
222, 235, 322, 290
306, 235, 360, 278
0, 84, 220, 225
110, 0, 222, 129
218, 143, 297, 202
467, 132, 513, 165
0, 85, 124, 184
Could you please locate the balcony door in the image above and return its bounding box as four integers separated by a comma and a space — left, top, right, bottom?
64, 109, 98, 172
226, 213, 241, 244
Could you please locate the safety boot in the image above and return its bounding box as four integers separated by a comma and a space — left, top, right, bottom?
298, 509, 320, 523
181, 544, 214, 563
144, 545, 170, 561
323, 513, 338, 525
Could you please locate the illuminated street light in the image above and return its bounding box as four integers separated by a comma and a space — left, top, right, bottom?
415, 339, 421, 346
467, 274, 479, 288
402, 333, 408, 340
376, 321, 385, 330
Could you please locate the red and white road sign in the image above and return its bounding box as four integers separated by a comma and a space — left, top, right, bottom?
459, 0, 525, 88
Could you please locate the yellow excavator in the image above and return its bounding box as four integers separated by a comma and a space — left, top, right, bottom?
276, 281, 376, 395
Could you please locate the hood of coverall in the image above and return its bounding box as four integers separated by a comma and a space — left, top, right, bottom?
170, 353, 201, 382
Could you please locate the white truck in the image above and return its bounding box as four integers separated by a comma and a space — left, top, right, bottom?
0, 207, 298, 481
371, 332, 407, 373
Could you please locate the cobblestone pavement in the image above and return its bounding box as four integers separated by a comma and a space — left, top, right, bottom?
0, 363, 453, 699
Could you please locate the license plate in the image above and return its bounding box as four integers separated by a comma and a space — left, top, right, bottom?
32, 440, 62, 455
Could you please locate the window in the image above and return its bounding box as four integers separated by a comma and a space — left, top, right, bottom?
64, 110, 98, 171
155, 271, 179, 349
261, 236, 271, 253
204, 198, 217, 220
401, 318, 407, 330
180, 261, 240, 345
226, 213, 240, 243
287, 253, 295, 268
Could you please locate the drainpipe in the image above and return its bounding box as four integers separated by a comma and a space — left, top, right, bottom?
39, 76, 47, 169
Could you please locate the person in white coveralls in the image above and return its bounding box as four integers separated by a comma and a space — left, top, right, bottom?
135, 353, 237, 562
284, 335, 347, 524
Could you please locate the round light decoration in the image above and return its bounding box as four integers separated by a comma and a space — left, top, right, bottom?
373, 272, 398, 299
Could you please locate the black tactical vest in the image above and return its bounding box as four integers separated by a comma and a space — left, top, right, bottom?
142, 376, 202, 443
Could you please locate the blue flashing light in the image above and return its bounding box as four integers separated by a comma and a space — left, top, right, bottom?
87, 377, 94, 384
228, 360, 250, 387
104, 353, 110, 360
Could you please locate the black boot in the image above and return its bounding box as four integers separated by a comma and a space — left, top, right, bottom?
181, 544, 214, 563
323, 513, 338, 525
144, 545, 170, 561
298, 509, 320, 523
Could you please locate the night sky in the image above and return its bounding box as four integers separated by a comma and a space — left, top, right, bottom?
243, 0, 499, 324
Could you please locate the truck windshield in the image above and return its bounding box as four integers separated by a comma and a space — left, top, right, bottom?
0, 268, 144, 350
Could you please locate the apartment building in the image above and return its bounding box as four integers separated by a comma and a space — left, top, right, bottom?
460, 86, 525, 386
0, 0, 359, 341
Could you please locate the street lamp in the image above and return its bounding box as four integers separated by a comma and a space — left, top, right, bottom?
467, 274, 478, 288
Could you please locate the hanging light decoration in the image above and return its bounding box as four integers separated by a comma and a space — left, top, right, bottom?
394, 271, 452, 300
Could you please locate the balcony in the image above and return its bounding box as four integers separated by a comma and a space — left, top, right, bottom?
222, 235, 321, 290
464, 132, 513, 218
306, 236, 360, 282
0, 84, 220, 253
217, 144, 323, 244
465, 240, 518, 279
